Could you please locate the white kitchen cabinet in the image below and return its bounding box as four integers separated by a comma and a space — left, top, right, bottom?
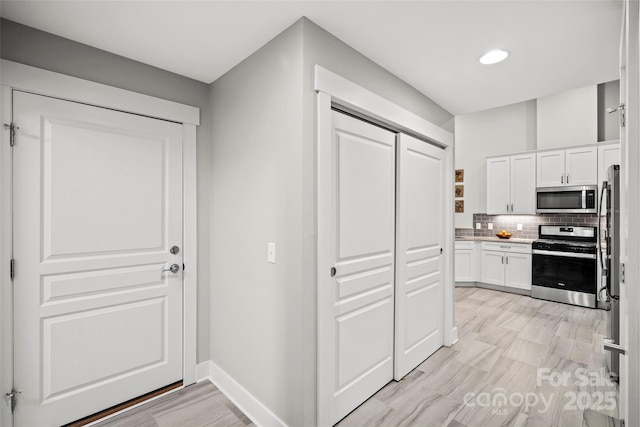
486, 153, 536, 214
480, 242, 532, 291
536, 146, 597, 187
455, 241, 476, 282
598, 141, 621, 187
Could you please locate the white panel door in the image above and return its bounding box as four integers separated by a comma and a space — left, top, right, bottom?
565, 146, 598, 185
12, 91, 183, 427
486, 156, 510, 214
394, 133, 444, 380
537, 150, 565, 187
325, 111, 395, 425
511, 154, 536, 214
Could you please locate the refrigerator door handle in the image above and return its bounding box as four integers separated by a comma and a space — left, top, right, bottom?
604, 340, 627, 355
597, 181, 608, 273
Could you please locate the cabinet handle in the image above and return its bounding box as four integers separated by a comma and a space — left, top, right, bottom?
506, 256, 509, 265
561, 174, 564, 184
506, 204, 510, 212
511, 203, 514, 212
567, 174, 569, 184
501, 255, 504, 264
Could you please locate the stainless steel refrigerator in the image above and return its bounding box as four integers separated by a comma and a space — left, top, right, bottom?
600, 164, 623, 380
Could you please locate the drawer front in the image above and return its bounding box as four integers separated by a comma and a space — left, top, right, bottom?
481, 241, 531, 254
455, 241, 474, 250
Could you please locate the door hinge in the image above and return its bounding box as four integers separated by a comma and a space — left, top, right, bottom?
4, 388, 21, 413
608, 104, 625, 127
440, 248, 443, 255
9, 259, 14, 281
3, 122, 18, 147
621, 263, 625, 283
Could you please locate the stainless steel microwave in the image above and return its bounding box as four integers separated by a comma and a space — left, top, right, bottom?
536, 185, 598, 213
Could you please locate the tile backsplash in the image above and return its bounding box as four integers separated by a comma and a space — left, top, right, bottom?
456, 213, 600, 240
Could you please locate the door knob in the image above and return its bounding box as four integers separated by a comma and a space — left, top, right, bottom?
163, 264, 180, 274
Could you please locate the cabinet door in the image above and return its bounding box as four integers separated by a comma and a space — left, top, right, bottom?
537, 150, 565, 187
510, 154, 536, 214
486, 156, 510, 214
565, 146, 597, 186
598, 143, 621, 188
505, 253, 532, 290
455, 250, 474, 282
480, 251, 504, 286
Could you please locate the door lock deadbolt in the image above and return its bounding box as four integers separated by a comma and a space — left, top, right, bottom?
170, 246, 180, 255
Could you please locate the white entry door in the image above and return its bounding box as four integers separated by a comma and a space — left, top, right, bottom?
321, 111, 396, 425
394, 133, 444, 380
12, 91, 184, 427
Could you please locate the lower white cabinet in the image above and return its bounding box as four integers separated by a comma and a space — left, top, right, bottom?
480, 242, 532, 291
455, 241, 476, 282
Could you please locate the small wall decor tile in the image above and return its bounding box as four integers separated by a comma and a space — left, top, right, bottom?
455, 185, 464, 198
455, 169, 464, 182
455, 200, 464, 213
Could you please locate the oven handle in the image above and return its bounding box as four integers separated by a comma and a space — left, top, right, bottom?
532, 249, 597, 259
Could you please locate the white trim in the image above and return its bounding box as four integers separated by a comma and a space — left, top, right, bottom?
314, 65, 453, 147
0, 60, 199, 125
0, 64, 199, 423
448, 327, 459, 346
0, 86, 13, 427
182, 123, 198, 386
316, 91, 333, 427
207, 361, 288, 427
315, 65, 455, 425
196, 361, 212, 383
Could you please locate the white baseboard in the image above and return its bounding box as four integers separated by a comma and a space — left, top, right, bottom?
196, 360, 212, 382
198, 360, 288, 427
448, 327, 459, 346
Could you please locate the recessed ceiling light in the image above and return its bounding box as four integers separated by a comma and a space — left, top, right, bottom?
479, 50, 509, 65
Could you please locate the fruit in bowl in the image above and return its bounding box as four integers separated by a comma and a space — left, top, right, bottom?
496, 230, 512, 239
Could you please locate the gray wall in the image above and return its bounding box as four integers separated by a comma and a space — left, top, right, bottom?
0, 19, 212, 364
209, 17, 454, 426
454, 100, 537, 228
454, 80, 620, 229
209, 20, 305, 426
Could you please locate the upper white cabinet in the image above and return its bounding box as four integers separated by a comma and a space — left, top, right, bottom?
598, 141, 621, 187
536, 146, 597, 187
487, 153, 536, 214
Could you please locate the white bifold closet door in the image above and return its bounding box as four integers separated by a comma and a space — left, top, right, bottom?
394, 133, 445, 380
12, 91, 184, 427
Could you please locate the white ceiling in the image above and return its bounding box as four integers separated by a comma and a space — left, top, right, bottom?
0, 0, 623, 115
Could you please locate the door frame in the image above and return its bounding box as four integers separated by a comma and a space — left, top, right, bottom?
0, 59, 199, 427
315, 65, 455, 426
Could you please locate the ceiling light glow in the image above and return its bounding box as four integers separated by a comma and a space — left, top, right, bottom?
479, 50, 509, 65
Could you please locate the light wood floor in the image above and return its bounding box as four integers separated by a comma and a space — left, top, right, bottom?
95, 287, 618, 427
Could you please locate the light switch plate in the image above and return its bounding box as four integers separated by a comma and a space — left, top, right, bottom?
517, 224, 523, 231
488, 223, 493, 230
268, 242, 276, 264
476, 222, 481, 230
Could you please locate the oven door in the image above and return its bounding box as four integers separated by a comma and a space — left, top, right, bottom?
532, 250, 597, 293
